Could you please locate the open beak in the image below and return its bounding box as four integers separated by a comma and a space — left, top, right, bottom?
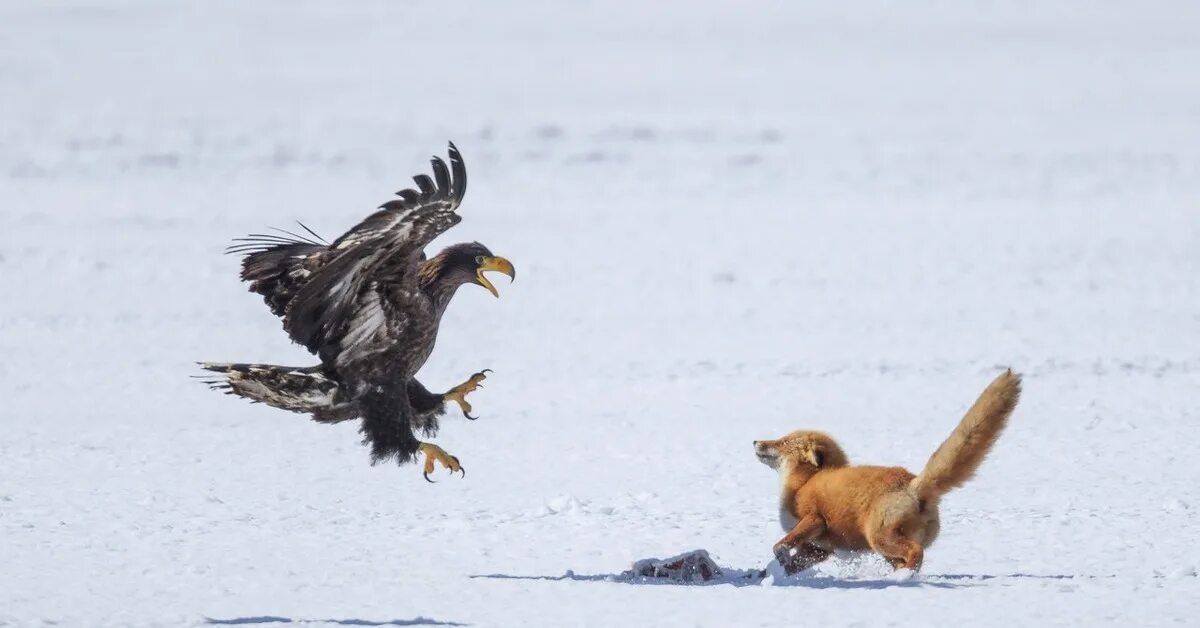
475, 255, 516, 298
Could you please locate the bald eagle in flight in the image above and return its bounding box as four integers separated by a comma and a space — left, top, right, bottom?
200, 143, 515, 480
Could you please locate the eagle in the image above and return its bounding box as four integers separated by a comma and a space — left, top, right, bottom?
199, 143, 515, 481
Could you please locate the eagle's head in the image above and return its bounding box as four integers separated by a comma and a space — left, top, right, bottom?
419, 242, 516, 298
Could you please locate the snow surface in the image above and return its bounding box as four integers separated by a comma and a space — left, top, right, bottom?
3, 1, 1199, 626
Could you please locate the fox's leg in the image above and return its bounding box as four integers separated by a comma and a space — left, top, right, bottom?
773, 513, 830, 575
866, 493, 928, 571
872, 531, 925, 572
781, 544, 831, 575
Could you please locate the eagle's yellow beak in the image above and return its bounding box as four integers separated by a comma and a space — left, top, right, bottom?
475, 255, 516, 298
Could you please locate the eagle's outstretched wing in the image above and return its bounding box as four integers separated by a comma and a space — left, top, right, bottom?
227, 143, 465, 324
326, 142, 467, 253
282, 143, 467, 373
227, 227, 328, 318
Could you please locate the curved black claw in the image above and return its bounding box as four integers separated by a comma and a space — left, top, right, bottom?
464, 410, 479, 421
481, 368, 493, 374
425, 456, 465, 482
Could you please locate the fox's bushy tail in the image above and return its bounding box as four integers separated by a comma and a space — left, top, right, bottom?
910, 370, 1022, 503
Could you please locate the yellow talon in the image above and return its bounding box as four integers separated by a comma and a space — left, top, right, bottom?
444, 369, 490, 420
419, 442, 464, 482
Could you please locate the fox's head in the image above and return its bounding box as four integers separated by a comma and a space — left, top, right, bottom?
753, 431, 849, 472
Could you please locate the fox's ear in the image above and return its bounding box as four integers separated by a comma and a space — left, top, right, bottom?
805, 445, 824, 468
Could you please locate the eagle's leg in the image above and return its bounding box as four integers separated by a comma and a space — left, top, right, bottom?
418, 442, 464, 482
442, 369, 491, 420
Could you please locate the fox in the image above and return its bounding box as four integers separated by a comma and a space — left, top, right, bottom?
753, 369, 1021, 575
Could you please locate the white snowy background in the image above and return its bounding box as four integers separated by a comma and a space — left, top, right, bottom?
2, 1, 1198, 626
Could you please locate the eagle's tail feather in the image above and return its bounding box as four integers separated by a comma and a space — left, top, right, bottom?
196, 362, 355, 423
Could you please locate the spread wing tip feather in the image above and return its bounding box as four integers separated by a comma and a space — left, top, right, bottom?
448, 141, 466, 202
430, 155, 451, 192
384, 142, 466, 209
412, 174, 436, 197
224, 225, 328, 256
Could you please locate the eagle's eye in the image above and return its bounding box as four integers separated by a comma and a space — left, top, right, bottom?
475, 255, 485, 265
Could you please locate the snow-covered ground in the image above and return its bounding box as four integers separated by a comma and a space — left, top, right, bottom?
3, 1, 1199, 626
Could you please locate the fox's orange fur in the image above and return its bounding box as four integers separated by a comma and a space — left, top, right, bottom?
754, 369, 1021, 574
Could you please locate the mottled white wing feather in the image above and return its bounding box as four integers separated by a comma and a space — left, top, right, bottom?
282, 143, 467, 376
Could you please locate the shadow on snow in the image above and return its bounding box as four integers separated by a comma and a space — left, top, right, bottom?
204, 617, 467, 626
470, 571, 1106, 590
469, 570, 963, 590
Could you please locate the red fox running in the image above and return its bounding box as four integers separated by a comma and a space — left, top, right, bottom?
753, 369, 1021, 574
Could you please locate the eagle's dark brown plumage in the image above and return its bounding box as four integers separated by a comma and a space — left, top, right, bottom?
200, 143, 515, 479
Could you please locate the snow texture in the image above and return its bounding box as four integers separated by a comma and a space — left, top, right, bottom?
2, 1, 1199, 626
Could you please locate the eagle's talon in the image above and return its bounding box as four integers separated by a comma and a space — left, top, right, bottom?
419, 442, 463, 482
444, 370, 490, 420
